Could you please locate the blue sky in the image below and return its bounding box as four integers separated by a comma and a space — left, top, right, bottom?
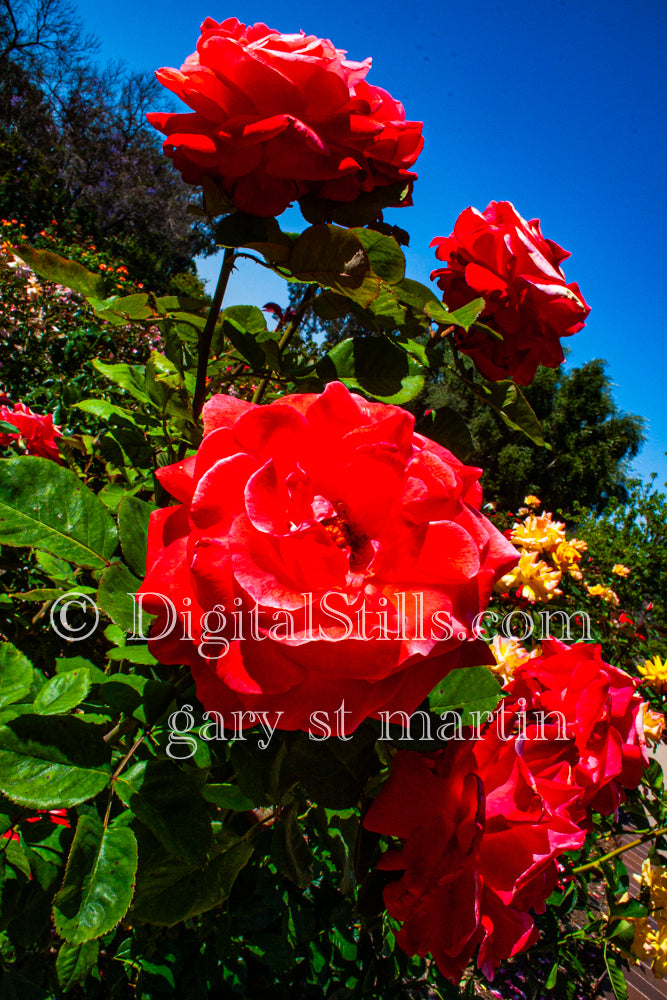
77, 0, 667, 485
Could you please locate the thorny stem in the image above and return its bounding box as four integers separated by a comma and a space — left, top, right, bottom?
111, 732, 146, 782
573, 824, 667, 874
192, 246, 236, 419
448, 334, 469, 381
251, 286, 316, 405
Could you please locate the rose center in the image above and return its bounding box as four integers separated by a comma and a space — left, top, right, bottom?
321, 508, 371, 569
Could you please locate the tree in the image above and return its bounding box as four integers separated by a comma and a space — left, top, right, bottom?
0, 0, 94, 71
0, 0, 216, 291
426, 358, 645, 513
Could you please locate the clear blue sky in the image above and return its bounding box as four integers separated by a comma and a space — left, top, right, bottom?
77, 0, 667, 486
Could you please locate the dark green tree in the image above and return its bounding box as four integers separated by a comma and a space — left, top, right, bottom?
426, 358, 645, 514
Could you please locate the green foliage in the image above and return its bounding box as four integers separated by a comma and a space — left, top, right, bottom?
577, 478, 667, 635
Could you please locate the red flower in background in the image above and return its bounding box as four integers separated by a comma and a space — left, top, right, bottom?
430, 201, 589, 384
503, 639, 648, 817
137, 382, 517, 732
148, 17, 423, 218
2, 809, 69, 843
364, 735, 585, 982
0, 400, 63, 463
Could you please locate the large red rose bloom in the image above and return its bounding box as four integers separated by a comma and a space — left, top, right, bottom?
137, 383, 517, 732
430, 201, 590, 384
147, 17, 424, 218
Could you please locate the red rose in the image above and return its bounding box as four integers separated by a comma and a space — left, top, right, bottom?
0, 401, 63, 463
430, 202, 590, 384
148, 17, 424, 218
137, 382, 517, 732
504, 639, 648, 816
364, 734, 585, 982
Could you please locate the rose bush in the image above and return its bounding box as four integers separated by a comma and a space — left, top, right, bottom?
0, 399, 62, 462
147, 16, 424, 218
1, 14, 661, 997
138, 381, 517, 731
430, 201, 590, 384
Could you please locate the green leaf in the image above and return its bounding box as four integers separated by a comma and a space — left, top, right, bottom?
144, 353, 194, 426
92, 360, 151, 405
115, 760, 212, 865
131, 835, 252, 925
12, 586, 93, 603
55, 657, 107, 684
392, 277, 443, 313
471, 319, 504, 342
423, 299, 461, 326
422, 407, 475, 461
286, 726, 380, 809
0, 457, 117, 569
215, 213, 293, 263
118, 497, 153, 578
56, 939, 99, 992
202, 783, 255, 812
53, 814, 137, 943
146, 350, 185, 392
449, 297, 485, 330
480, 380, 546, 446
20, 810, 72, 891
0, 643, 33, 710
316, 337, 425, 404
74, 399, 139, 426
35, 551, 75, 583
97, 562, 141, 632
106, 644, 156, 665
16, 245, 105, 299
94, 674, 172, 726
545, 962, 559, 990
350, 228, 405, 285
33, 670, 91, 716
604, 944, 627, 1000
218, 307, 270, 369
224, 304, 268, 335
0, 715, 111, 808
288, 225, 369, 292
94, 293, 153, 321
429, 666, 503, 726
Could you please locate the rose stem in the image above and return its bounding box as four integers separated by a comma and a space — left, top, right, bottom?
572, 824, 667, 874
192, 246, 236, 419
251, 285, 316, 405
